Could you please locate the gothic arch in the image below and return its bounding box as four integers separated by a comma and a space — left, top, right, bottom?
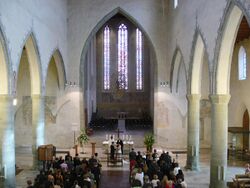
46, 49, 66, 91
213, 1, 250, 94
0, 27, 10, 95
188, 29, 209, 95
79, 7, 158, 88
170, 47, 187, 93
17, 33, 42, 95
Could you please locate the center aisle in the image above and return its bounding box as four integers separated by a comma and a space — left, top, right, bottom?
100, 170, 130, 188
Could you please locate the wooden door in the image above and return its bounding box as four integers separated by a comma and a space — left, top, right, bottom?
243, 109, 249, 150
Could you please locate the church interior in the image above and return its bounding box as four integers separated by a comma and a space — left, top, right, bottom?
1, 0, 250, 187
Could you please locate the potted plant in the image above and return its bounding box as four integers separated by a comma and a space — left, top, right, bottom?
77, 129, 89, 153
144, 133, 155, 153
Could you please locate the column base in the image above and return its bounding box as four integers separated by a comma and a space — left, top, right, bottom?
209, 181, 227, 188
186, 157, 200, 171
185, 164, 200, 171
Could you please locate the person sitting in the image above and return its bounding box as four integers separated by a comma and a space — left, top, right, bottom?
73, 153, 81, 167
89, 155, 98, 169
151, 174, 160, 188
26, 180, 34, 188
142, 175, 153, 188
135, 167, 144, 186
245, 163, 250, 175
173, 163, 181, 176
152, 149, 158, 160
60, 159, 68, 172
131, 178, 142, 188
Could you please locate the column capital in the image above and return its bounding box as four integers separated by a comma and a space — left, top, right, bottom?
31, 94, 45, 99
186, 94, 201, 101
0, 95, 14, 105
209, 94, 231, 104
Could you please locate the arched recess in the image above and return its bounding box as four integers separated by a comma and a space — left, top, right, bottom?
79, 7, 158, 126
46, 49, 66, 92
15, 33, 43, 168
176, 61, 187, 94
170, 47, 186, 93
0, 28, 10, 95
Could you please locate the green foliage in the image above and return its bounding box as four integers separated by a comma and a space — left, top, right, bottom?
144, 133, 155, 152
77, 129, 89, 145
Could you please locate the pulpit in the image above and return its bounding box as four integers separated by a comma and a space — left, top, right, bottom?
38, 144, 55, 161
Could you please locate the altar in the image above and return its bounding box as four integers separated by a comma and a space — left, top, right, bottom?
102, 134, 134, 154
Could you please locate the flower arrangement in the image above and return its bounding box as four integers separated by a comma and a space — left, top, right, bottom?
144, 133, 155, 153
77, 129, 89, 146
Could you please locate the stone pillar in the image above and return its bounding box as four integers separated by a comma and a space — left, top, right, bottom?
209, 94, 230, 188
0, 95, 15, 188
32, 95, 45, 168
186, 94, 201, 171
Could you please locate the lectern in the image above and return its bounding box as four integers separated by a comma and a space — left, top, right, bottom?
38, 144, 56, 170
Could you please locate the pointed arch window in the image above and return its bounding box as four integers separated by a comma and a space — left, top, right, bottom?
238, 46, 247, 80
103, 26, 110, 90
174, 0, 178, 8
136, 28, 143, 90
118, 23, 128, 90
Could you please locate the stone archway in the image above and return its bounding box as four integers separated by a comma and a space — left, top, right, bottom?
15, 33, 43, 168
0, 27, 15, 188
211, 1, 250, 187
186, 30, 210, 171
79, 7, 158, 130
45, 49, 67, 146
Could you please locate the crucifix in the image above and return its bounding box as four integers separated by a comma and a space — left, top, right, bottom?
114, 128, 124, 139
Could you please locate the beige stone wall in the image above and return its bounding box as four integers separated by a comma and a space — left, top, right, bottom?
229, 38, 250, 149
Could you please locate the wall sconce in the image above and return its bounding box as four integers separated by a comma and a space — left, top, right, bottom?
65, 81, 77, 87
160, 81, 169, 87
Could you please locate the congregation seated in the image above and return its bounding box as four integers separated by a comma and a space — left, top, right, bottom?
32, 153, 101, 188
129, 149, 187, 188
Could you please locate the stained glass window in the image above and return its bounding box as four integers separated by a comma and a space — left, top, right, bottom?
238, 46, 247, 80
118, 23, 128, 90
103, 26, 110, 90
136, 28, 143, 90
174, 0, 178, 8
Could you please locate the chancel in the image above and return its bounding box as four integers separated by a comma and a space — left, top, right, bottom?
0, 0, 250, 188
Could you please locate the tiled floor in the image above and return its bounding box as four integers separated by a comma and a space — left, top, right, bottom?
15, 130, 246, 188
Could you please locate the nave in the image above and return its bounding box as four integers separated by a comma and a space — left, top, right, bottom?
15, 129, 245, 188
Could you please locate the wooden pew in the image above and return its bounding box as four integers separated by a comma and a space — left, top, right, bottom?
232, 174, 250, 188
